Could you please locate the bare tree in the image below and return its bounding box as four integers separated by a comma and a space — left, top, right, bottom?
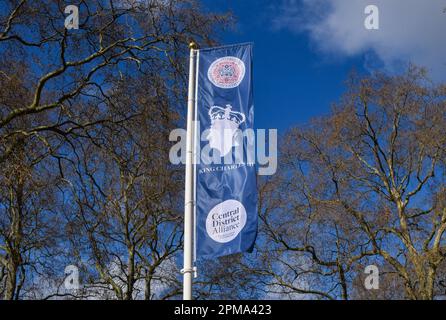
0, 0, 230, 299
64, 75, 183, 299
257, 67, 446, 300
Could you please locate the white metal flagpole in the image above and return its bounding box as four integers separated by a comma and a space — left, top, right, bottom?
182, 41, 198, 300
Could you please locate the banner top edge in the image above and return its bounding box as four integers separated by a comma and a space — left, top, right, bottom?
197, 42, 253, 52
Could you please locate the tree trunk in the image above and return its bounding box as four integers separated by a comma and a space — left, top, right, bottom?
4, 263, 17, 300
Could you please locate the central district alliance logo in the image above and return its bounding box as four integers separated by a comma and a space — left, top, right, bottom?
206, 199, 247, 243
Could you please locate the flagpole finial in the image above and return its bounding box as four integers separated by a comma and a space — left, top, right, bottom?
189, 41, 198, 50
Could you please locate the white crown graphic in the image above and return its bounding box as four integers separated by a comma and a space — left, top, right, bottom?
207, 104, 246, 157
208, 104, 246, 126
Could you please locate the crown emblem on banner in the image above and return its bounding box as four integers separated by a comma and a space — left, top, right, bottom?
208, 104, 246, 125
206, 104, 246, 157
219, 64, 235, 77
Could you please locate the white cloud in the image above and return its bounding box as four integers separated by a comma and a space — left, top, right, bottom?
273, 0, 446, 79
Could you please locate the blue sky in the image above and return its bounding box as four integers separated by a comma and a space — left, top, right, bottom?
202, 0, 367, 132
202, 0, 446, 132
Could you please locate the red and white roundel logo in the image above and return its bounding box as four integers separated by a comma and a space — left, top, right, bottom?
207, 56, 245, 89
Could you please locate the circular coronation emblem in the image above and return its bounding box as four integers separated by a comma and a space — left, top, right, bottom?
206, 199, 247, 243
207, 56, 246, 89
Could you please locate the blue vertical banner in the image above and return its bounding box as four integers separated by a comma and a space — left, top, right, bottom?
195, 43, 257, 259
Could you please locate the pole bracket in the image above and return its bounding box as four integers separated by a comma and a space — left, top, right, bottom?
180, 266, 198, 278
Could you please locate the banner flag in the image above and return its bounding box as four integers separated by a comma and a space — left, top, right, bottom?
194, 43, 257, 259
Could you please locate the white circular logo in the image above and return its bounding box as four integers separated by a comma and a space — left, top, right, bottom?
207, 56, 246, 89
206, 199, 247, 243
